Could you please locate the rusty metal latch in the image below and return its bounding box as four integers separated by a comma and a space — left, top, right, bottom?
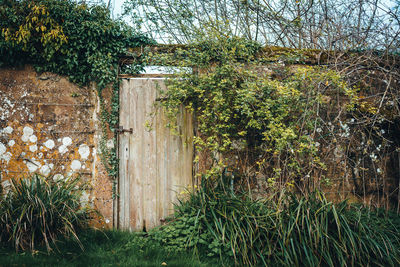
116, 126, 133, 133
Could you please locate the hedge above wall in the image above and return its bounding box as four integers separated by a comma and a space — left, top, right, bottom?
0, 0, 154, 192
0, 0, 153, 87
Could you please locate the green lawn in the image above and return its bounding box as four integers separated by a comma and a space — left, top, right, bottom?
0, 230, 219, 267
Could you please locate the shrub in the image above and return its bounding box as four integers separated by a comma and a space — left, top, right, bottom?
153, 179, 400, 266
0, 174, 91, 252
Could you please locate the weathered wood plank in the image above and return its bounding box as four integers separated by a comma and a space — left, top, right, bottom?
119, 78, 194, 231
119, 79, 130, 229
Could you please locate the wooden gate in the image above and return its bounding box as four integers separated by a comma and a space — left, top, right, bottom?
117, 78, 193, 231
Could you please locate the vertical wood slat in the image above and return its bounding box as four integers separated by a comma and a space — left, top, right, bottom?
119, 78, 193, 231
131, 78, 143, 230
118, 79, 130, 229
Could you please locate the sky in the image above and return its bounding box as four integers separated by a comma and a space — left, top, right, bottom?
109, 0, 126, 19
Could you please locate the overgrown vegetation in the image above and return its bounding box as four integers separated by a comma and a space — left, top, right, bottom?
125, 0, 400, 51
150, 180, 400, 266
151, 30, 400, 208
145, 31, 400, 265
0, 0, 153, 190
154, 32, 345, 189
1, 1, 400, 266
0, 174, 91, 252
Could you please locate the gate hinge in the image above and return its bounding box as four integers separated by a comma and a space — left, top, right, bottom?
116, 126, 133, 133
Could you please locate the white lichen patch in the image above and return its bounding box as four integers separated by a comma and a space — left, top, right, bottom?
21, 126, 34, 142
3, 126, 13, 134
1, 152, 12, 163
29, 144, 38, 152
0, 96, 15, 120
25, 159, 40, 173
0, 142, 11, 163
78, 144, 90, 160
8, 140, 15, 147
23, 126, 34, 137
44, 139, 55, 149
38, 152, 43, 158
58, 145, 68, 154
71, 160, 81, 171
53, 174, 64, 182
62, 137, 72, 146
40, 165, 51, 176
0, 142, 6, 156
29, 135, 37, 143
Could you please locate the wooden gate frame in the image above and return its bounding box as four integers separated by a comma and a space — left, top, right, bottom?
114, 76, 194, 231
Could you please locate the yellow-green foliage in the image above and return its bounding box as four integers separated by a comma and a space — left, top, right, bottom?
152, 32, 356, 188
2, 3, 67, 61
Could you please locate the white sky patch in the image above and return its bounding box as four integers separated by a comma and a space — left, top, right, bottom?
141, 66, 191, 74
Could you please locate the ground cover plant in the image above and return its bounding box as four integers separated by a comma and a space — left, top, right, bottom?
150, 179, 400, 266
0, 174, 91, 252
147, 33, 400, 265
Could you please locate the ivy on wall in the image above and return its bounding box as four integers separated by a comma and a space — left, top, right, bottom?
0, 0, 154, 196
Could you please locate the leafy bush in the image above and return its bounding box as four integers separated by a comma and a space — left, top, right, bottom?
0, 174, 91, 252
0, 0, 152, 86
152, 180, 400, 266
154, 32, 356, 191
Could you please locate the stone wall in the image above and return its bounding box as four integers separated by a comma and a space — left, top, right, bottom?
0, 65, 113, 227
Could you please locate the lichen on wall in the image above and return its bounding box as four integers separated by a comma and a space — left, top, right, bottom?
0, 65, 113, 228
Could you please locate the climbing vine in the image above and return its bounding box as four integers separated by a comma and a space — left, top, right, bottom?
0, 0, 153, 197
150, 31, 400, 199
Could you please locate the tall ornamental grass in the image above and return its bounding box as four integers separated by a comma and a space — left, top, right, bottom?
156, 179, 400, 266
0, 174, 91, 252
